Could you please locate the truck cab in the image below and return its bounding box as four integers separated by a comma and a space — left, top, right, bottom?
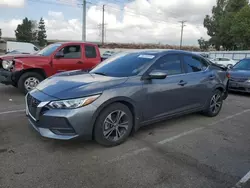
0, 42, 101, 93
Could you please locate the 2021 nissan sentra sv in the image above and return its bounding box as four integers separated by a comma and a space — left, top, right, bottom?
25, 50, 229, 146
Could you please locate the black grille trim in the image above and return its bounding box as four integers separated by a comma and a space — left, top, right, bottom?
27, 94, 41, 119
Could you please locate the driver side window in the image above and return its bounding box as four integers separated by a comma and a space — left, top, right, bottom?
152, 54, 182, 75
59, 45, 81, 59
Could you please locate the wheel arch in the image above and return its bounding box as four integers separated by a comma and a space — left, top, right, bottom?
213, 83, 226, 93
15, 68, 47, 83
213, 83, 228, 100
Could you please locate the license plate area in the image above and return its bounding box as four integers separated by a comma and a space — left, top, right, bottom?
230, 82, 239, 88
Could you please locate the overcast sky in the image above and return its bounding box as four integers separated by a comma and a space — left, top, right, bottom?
0, 0, 217, 46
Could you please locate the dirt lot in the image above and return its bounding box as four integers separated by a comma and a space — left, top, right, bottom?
0, 85, 250, 188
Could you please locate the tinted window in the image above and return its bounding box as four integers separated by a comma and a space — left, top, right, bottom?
183, 55, 207, 73
85, 45, 97, 58
90, 52, 157, 77
59, 45, 81, 59
152, 55, 182, 75
221, 58, 229, 61
233, 59, 250, 70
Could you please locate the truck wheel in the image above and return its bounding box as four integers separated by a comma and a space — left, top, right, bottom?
18, 72, 44, 94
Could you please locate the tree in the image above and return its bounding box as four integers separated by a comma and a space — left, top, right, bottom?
15, 17, 37, 42
231, 5, 250, 49
198, 38, 210, 51
203, 0, 227, 50
37, 17, 47, 47
203, 0, 248, 50
0, 28, 2, 39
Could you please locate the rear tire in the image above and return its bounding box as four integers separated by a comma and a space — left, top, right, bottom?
203, 89, 223, 117
94, 103, 133, 147
18, 72, 44, 94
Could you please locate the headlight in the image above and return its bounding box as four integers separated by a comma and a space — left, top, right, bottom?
246, 80, 250, 83
48, 94, 100, 109
2, 60, 14, 70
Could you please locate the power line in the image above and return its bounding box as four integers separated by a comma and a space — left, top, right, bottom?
82, 1, 178, 24
29, 0, 178, 25
105, 6, 178, 25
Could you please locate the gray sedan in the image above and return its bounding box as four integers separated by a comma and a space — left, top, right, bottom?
26, 50, 229, 146
228, 58, 250, 93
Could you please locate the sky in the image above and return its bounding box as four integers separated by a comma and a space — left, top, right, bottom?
0, 0, 217, 46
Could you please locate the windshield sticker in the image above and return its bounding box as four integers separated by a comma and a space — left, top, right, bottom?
138, 55, 155, 59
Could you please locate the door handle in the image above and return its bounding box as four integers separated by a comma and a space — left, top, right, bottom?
77, 61, 83, 64
178, 80, 187, 86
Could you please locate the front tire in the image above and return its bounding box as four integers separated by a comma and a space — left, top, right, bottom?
203, 89, 223, 117
94, 103, 133, 147
18, 72, 44, 94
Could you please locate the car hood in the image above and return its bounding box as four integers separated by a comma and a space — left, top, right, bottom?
229, 69, 250, 78
0, 53, 41, 60
35, 70, 128, 99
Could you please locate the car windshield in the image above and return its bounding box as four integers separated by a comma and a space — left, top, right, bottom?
38, 43, 62, 56
90, 52, 157, 77
232, 59, 250, 70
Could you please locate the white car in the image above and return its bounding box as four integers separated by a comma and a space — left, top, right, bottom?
212, 57, 238, 68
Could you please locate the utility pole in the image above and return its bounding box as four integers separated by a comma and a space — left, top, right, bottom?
82, 0, 86, 41
102, 4, 105, 45
98, 23, 107, 43
179, 20, 186, 50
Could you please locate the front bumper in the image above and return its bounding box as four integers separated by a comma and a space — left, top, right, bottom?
25, 91, 98, 140
228, 81, 250, 93
0, 69, 13, 85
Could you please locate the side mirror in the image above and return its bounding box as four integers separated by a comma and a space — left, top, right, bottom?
148, 71, 167, 79
227, 64, 233, 69
55, 51, 64, 58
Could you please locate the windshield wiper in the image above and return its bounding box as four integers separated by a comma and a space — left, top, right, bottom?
93, 72, 107, 76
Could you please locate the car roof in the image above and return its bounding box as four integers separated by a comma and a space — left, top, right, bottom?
124, 49, 200, 57
54, 42, 98, 46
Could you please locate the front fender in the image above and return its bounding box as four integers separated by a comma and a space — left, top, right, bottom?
91, 96, 142, 135
14, 59, 45, 71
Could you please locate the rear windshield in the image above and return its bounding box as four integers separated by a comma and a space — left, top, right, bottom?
233, 59, 250, 70
90, 52, 157, 77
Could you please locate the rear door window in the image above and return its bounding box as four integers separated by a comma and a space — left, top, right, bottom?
183, 55, 207, 73
85, 45, 97, 58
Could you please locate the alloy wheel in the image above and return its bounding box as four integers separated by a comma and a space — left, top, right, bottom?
210, 93, 222, 114
103, 110, 129, 142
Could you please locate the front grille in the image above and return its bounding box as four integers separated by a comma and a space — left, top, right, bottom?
230, 77, 248, 82
27, 94, 41, 119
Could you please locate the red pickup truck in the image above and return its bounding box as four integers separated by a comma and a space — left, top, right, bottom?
0, 42, 101, 93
